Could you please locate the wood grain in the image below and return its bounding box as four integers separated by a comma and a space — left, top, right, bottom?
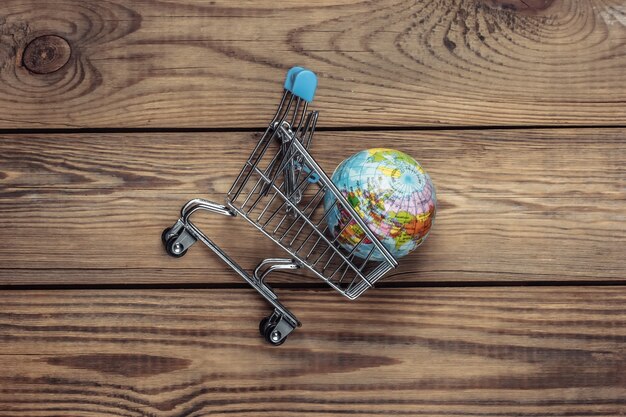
0, 128, 623, 285
0, 0, 624, 129
0, 287, 624, 416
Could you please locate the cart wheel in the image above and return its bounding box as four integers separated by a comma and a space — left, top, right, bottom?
263, 324, 285, 346
259, 317, 270, 336
161, 228, 174, 245
165, 236, 187, 258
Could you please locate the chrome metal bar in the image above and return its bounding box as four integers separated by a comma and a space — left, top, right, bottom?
321, 250, 338, 273
179, 208, 301, 330
228, 94, 295, 200
181, 198, 236, 221
277, 216, 303, 243
292, 112, 316, 188
293, 102, 309, 137
358, 245, 378, 272
254, 258, 300, 285
238, 174, 266, 213
277, 184, 322, 245
256, 181, 288, 225
303, 224, 329, 260
309, 239, 333, 265
257, 124, 301, 200
242, 125, 308, 212
239, 128, 296, 211
289, 99, 301, 127
277, 125, 398, 268
294, 223, 321, 254
347, 260, 394, 298
246, 164, 313, 228
287, 187, 325, 247
337, 261, 353, 284
270, 170, 316, 236
328, 249, 358, 280
301, 111, 318, 151
255, 181, 284, 222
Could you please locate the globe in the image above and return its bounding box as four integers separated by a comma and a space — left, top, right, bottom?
324, 148, 436, 261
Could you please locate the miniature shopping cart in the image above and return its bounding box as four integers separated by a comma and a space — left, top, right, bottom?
162, 67, 398, 345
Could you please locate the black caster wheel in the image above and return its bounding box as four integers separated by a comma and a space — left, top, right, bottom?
165, 235, 187, 258
259, 317, 270, 336
263, 324, 286, 346
161, 228, 174, 245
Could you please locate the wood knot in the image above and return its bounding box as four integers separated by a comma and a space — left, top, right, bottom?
22, 35, 71, 74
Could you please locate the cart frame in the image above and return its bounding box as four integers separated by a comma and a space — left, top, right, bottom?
162, 67, 397, 345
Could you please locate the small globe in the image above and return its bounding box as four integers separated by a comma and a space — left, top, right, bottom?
324, 148, 436, 261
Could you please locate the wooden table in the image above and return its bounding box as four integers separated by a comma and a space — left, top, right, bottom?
1, 0, 625, 415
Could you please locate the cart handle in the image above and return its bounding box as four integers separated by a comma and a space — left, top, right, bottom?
284, 66, 317, 103
284, 66, 304, 90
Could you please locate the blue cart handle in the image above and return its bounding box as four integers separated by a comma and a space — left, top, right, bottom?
284, 66, 317, 103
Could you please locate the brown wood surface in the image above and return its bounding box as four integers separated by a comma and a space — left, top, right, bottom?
1, 0, 625, 414
1, 128, 623, 285
1, 0, 625, 129
1, 287, 625, 416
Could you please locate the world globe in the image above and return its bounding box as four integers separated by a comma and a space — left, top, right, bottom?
324, 148, 436, 261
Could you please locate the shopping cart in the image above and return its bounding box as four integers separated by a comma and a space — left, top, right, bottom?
162, 67, 398, 345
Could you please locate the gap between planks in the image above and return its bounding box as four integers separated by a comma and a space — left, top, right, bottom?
0, 124, 625, 136
2, 280, 626, 292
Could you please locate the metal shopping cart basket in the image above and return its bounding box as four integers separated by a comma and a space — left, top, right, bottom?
162, 67, 398, 345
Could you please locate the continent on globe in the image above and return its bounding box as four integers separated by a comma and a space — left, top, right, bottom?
323, 148, 437, 261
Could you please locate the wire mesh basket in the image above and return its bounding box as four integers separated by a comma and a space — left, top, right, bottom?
162, 67, 397, 345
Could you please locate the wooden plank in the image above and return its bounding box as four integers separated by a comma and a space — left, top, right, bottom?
0, 128, 623, 285
0, 0, 624, 129
0, 287, 624, 416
